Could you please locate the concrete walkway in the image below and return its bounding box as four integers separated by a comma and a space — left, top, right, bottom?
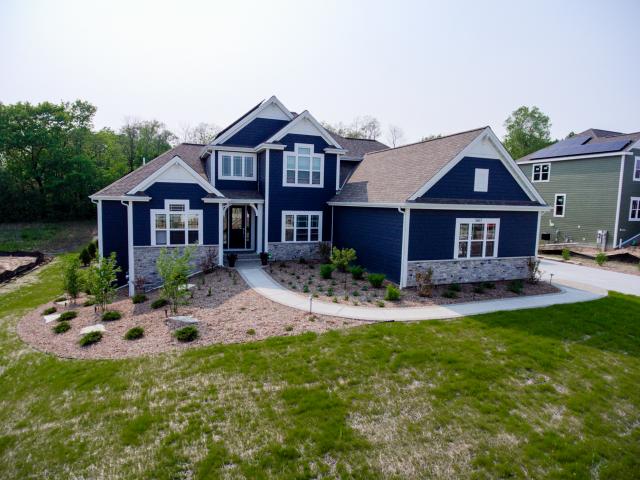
539, 259, 640, 297
237, 266, 604, 322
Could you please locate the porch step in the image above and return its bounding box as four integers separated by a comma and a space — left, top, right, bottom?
225, 252, 262, 268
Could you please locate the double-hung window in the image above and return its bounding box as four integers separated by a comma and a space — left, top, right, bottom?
532, 163, 550, 182
634, 157, 640, 181
152, 200, 202, 246
554, 193, 566, 217
283, 144, 324, 187
630, 197, 640, 221
282, 211, 322, 242
219, 152, 256, 180
455, 218, 499, 259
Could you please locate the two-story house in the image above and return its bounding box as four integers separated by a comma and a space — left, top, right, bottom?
91, 96, 547, 295
518, 129, 640, 250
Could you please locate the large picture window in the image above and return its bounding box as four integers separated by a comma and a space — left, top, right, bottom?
218, 152, 256, 180
151, 200, 202, 246
282, 211, 322, 242
532, 163, 550, 182
454, 218, 499, 259
630, 197, 640, 221
283, 144, 324, 187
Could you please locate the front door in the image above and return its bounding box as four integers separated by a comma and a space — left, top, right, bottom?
225, 206, 253, 250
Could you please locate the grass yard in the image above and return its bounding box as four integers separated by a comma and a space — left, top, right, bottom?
0, 259, 639, 478
0, 221, 95, 253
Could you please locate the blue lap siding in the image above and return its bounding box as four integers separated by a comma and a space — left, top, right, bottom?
132, 182, 218, 246
408, 209, 538, 260
213, 151, 259, 191
101, 200, 129, 285
223, 118, 289, 147
421, 157, 530, 202
333, 207, 403, 283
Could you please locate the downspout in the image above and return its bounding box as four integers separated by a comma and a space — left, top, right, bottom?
121, 200, 135, 297
398, 207, 411, 289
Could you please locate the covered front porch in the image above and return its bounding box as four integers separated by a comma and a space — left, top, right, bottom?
216, 197, 264, 265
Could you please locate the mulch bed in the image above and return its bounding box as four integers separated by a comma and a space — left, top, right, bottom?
267, 260, 560, 307
17, 268, 362, 360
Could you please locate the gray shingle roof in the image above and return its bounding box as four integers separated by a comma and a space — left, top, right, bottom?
335, 135, 388, 160
217, 189, 264, 200
93, 143, 209, 197
331, 127, 487, 204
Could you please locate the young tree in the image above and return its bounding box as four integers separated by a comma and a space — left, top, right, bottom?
86, 252, 121, 312
156, 246, 194, 315
322, 115, 382, 140
180, 122, 220, 144
387, 125, 405, 147
63, 256, 82, 302
330, 247, 357, 294
503, 106, 554, 159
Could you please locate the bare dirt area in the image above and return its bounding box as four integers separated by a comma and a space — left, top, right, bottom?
0, 255, 38, 274
17, 268, 362, 360
267, 260, 560, 307
541, 254, 640, 277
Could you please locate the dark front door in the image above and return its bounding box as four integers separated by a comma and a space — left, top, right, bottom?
229, 206, 246, 249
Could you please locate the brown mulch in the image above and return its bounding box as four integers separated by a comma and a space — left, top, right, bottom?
267, 260, 560, 307
16, 268, 363, 360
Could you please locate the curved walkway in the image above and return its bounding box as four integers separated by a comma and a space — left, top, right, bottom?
237, 266, 605, 322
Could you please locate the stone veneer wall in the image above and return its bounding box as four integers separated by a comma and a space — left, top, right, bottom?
133, 245, 219, 289
406, 257, 531, 286
267, 242, 328, 262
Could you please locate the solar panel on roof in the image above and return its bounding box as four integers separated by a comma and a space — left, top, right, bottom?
529, 139, 630, 160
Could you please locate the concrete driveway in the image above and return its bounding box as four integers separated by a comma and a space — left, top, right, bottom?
539, 259, 640, 296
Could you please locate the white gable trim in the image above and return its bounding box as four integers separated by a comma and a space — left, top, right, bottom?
126, 156, 223, 197
211, 96, 294, 146
408, 127, 545, 205
264, 111, 343, 149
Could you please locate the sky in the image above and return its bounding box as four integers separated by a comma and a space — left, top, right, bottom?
1, 0, 639, 145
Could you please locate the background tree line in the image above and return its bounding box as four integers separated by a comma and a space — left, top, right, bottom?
0, 99, 554, 223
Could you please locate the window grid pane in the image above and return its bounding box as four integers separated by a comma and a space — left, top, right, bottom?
244, 157, 253, 177
222, 156, 231, 176
286, 146, 322, 186
233, 156, 243, 177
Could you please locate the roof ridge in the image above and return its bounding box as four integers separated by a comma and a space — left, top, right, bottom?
180, 142, 206, 146
366, 126, 488, 156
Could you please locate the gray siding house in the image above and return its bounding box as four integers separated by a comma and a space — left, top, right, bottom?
518, 129, 640, 250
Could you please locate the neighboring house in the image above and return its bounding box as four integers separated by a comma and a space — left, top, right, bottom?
91, 96, 546, 294
518, 129, 640, 250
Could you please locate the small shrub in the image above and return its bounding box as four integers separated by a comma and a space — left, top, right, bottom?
246, 328, 256, 336
343, 294, 349, 301
79, 247, 92, 267
102, 310, 122, 321
595, 252, 607, 266
79, 331, 102, 347
442, 290, 458, 299
352, 290, 360, 297
42, 306, 57, 315
331, 247, 357, 273
207, 287, 212, 297
318, 242, 331, 262
367, 273, 385, 288
124, 327, 144, 340
302, 285, 309, 293
449, 283, 462, 292
298, 257, 307, 264
561, 248, 571, 261
87, 241, 97, 259
83, 298, 96, 307
131, 293, 147, 304
59, 311, 77, 321
350, 265, 365, 280
527, 257, 542, 284
473, 285, 486, 294
151, 298, 168, 309
175, 326, 199, 342
376, 300, 385, 308
483, 281, 496, 289
415, 268, 434, 297
285, 325, 294, 332
332, 296, 339, 303
319, 264, 335, 279
327, 287, 334, 296
508, 279, 524, 294
53, 321, 71, 334
385, 284, 401, 301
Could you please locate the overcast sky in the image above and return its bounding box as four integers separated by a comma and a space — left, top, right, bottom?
2, 0, 639, 144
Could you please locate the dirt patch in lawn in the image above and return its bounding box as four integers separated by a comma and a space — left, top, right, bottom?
267, 260, 560, 307
16, 268, 362, 360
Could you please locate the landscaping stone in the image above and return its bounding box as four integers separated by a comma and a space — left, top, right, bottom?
167, 315, 199, 329
79, 324, 105, 335
55, 300, 70, 306
178, 283, 196, 291
43, 313, 61, 323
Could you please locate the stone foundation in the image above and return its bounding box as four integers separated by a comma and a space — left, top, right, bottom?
407, 257, 531, 286
267, 242, 329, 262
133, 245, 219, 289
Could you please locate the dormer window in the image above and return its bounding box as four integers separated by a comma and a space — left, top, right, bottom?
283, 144, 324, 188
218, 152, 256, 180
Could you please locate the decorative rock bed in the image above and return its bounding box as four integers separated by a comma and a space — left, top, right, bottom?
17, 268, 361, 360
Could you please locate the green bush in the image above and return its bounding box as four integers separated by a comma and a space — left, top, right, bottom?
246, 328, 256, 336
384, 284, 401, 301
595, 252, 607, 266
302, 285, 309, 293
350, 265, 365, 280
508, 279, 524, 294
83, 298, 96, 307
561, 248, 571, 261
124, 327, 144, 340
442, 290, 457, 299
79, 331, 103, 347
285, 325, 294, 332
79, 248, 92, 267
473, 285, 486, 294
319, 264, 335, 279
367, 273, 385, 288
102, 310, 122, 321
131, 293, 147, 304
151, 298, 169, 309
42, 306, 57, 315
52, 321, 71, 334
87, 241, 97, 259
59, 311, 77, 321
483, 281, 496, 289
174, 326, 199, 342
376, 300, 385, 307
449, 283, 462, 292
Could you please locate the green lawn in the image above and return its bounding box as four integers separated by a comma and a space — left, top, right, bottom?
0, 259, 639, 479
0, 221, 95, 253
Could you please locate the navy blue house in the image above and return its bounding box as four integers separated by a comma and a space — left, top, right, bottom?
91, 96, 548, 294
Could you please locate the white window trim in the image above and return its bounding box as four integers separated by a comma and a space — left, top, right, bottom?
630, 197, 640, 221
473, 168, 489, 192
282, 143, 324, 188
554, 193, 566, 218
217, 152, 257, 181
281, 210, 323, 243
633, 157, 640, 182
150, 199, 203, 246
532, 163, 551, 183
453, 218, 500, 259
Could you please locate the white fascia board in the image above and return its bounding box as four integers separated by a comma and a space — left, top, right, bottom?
327, 201, 550, 212
628, 139, 640, 151
256, 143, 286, 151
126, 156, 223, 197
202, 197, 264, 204
324, 147, 347, 154
211, 96, 294, 146
89, 194, 151, 202
209, 146, 257, 153
263, 111, 343, 149
518, 151, 632, 164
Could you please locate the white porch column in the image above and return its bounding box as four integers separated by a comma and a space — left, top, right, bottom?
399, 207, 411, 289
264, 149, 270, 253
218, 203, 224, 266
256, 203, 264, 253
122, 200, 135, 297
